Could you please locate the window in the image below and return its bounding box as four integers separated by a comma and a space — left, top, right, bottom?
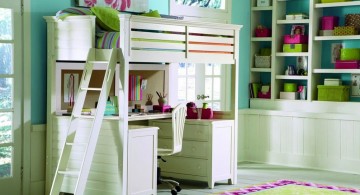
169, 0, 232, 23
177, 63, 231, 111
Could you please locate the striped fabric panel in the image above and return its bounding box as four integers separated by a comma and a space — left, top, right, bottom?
96, 31, 120, 49
56, 7, 93, 20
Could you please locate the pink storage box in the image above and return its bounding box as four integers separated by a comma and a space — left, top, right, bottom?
283, 34, 308, 44
258, 91, 271, 99
255, 28, 271, 37
335, 60, 360, 69
153, 105, 171, 112
322, 16, 339, 30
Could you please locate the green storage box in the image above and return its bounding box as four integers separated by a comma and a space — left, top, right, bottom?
284, 83, 297, 92
340, 48, 360, 60
317, 85, 350, 101
283, 44, 308, 52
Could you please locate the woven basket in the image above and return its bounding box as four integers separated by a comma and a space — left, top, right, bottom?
255, 55, 271, 68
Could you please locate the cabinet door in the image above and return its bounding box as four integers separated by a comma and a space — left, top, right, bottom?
211, 121, 234, 180
128, 128, 157, 195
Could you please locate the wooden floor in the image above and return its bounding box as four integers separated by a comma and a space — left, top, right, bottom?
158, 162, 360, 195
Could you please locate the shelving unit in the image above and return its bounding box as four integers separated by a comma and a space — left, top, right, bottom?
250, 0, 312, 102
250, 0, 360, 107
250, 0, 273, 99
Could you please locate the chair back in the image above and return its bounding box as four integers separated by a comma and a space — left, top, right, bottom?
170, 103, 187, 154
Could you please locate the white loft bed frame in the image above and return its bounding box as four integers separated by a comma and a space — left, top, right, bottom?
44, 14, 242, 194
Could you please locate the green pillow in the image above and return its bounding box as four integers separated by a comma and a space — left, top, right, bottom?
90, 6, 120, 31
141, 10, 161, 18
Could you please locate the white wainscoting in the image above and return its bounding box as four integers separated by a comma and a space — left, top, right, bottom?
238, 109, 360, 174
30, 124, 46, 195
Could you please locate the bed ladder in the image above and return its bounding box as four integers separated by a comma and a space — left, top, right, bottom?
50, 48, 118, 195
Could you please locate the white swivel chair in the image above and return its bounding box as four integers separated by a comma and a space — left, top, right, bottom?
158, 103, 187, 195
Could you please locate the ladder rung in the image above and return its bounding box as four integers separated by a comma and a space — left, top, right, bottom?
65, 142, 87, 146
73, 115, 95, 119
58, 170, 79, 176
88, 61, 109, 64
81, 87, 102, 91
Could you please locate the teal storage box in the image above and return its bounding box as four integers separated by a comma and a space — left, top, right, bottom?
283, 44, 308, 52
317, 85, 350, 101
340, 48, 360, 60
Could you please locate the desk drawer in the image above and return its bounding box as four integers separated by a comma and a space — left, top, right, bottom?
153, 121, 209, 141
159, 138, 208, 159
160, 156, 207, 177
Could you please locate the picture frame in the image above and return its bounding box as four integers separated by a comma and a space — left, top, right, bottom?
76, 0, 149, 12
169, 0, 232, 23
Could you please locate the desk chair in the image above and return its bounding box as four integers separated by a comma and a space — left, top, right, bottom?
157, 103, 187, 195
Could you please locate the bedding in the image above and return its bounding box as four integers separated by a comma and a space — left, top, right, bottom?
54, 7, 233, 54
56, 7, 165, 49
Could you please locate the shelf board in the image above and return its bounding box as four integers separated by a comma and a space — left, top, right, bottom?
314, 35, 360, 41
275, 75, 308, 80
250, 98, 272, 101
315, 1, 360, 8
251, 67, 271, 72
276, 52, 309, 57
275, 99, 307, 102
277, 19, 310, 24
251, 6, 273, 11
313, 69, 360, 74
251, 37, 272, 42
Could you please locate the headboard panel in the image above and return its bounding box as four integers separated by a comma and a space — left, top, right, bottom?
44, 16, 96, 61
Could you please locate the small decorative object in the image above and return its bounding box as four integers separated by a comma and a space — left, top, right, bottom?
255, 25, 271, 37
291, 25, 305, 35
145, 94, 153, 105
298, 86, 307, 100
296, 56, 308, 75
156, 91, 167, 106
186, 102, 198, 119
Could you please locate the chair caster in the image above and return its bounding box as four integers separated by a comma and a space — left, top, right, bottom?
175, 185, 182, 192
171, 189, 177, 195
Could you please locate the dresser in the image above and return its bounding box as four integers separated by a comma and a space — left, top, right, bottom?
150, 119, 236, 188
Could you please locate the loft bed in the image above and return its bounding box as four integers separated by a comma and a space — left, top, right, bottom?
44, 9, 242, 195
44, 7, 240, 64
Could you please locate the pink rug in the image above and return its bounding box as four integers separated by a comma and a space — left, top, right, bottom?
218, 180, 360, 195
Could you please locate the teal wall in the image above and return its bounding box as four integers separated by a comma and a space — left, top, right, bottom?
232, 1, 250, 109
30, 0, 249, 124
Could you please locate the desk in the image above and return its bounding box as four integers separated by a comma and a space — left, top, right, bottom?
46, 115, 164, 194
150, 119, 237, 188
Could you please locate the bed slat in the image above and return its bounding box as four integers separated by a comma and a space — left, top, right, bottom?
131, 22, 186, 33
130, 50, 185, 63
131, 31, 185, 42
188, 36, 234, 44
188, 44, 234, 52
131, 41, 185, 50
188, 27, 234, 37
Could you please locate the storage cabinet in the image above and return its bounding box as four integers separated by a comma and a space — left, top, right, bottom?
250, 0, 360, 110
150, 119, 236, 189
128, 126, 158, 195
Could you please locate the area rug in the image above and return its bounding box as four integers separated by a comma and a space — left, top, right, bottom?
218, 180, 360, 195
